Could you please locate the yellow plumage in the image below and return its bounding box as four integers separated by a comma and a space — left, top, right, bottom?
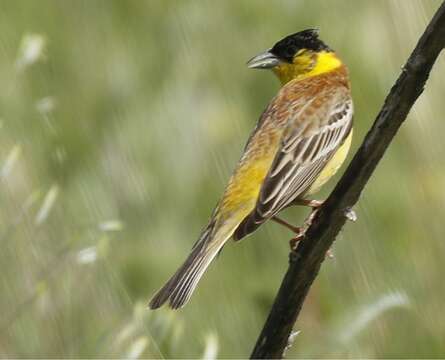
219, 50, 350, 221
273, 51, 342, 84
150, 29, 353, 309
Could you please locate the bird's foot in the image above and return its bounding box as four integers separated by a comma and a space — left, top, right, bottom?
273, 201, 340, 257
283, 199, 343, 259
288, 210, 317, 251
303, 206, 319, 227
296, 199, 357, 223
288, 229, 334, 259
294, 198, 324, 210
298, 204, 336, 259
289, 232, 305, 251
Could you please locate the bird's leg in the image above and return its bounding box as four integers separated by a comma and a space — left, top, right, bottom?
292, 198, 324, 227
284, 199, 356, 258
272, 216, 302, 234
272, 216, 305, 250
289, 233, 305, 251
296, 198, 358, 222
294, 198, 324, 209
303, 206, 319, 227
272, 200, 354, 254
297, 199, 336, 258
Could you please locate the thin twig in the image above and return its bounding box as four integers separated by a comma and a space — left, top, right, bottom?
251, 2, 445, 358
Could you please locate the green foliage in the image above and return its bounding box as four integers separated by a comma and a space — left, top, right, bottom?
0, 0, 444, 357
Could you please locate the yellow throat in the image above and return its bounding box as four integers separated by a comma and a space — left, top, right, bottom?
273, 51, 342, 85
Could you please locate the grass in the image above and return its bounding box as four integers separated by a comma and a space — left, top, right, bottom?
0, 0, 445, 357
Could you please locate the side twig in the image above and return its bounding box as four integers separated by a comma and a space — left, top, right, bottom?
251, 2, 445, 358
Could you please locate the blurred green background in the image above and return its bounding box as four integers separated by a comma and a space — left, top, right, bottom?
1, 0, 444, 358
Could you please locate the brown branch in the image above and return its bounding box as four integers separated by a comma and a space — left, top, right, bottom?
251, 2, 445, 358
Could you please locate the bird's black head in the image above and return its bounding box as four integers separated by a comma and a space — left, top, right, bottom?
270, 29, 331, 63
246, 29, 339, 84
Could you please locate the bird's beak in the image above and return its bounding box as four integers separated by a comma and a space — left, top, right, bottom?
246, 50, 280, 69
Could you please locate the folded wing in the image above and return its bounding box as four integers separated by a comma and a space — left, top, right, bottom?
234, 87, 353, 240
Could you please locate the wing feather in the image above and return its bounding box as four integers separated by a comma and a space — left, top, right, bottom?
234, 88, 353, 240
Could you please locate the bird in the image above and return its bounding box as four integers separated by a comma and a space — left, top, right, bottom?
149, 29, 353, 309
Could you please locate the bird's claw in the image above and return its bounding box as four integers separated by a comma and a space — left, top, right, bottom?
307, 199, 323, 209
289, 205, 318, 250
304, 208, 319, 227
286, 200, 342, 258
289, 232, 305, 250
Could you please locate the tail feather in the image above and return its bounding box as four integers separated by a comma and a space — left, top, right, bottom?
149, 226, 230, 309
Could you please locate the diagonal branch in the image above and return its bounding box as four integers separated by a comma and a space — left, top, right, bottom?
251, 2, 445, 358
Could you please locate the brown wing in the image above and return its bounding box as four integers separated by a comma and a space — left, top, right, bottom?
234, 87, 353, 240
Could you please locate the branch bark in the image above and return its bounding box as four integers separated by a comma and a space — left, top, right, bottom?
251, 2, 445, 358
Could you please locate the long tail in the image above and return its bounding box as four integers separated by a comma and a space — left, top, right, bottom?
149, 223, 232, 309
